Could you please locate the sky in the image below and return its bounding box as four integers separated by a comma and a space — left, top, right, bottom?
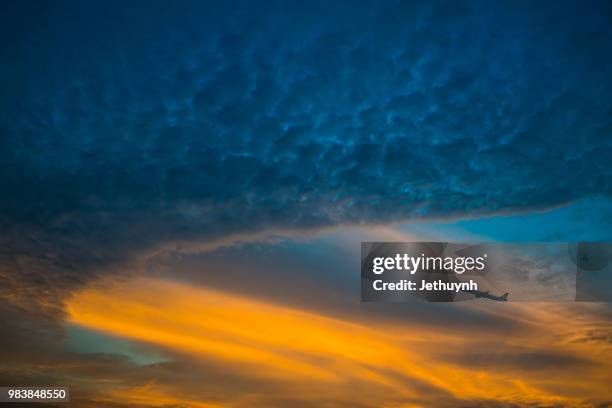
0, 0, 611, 407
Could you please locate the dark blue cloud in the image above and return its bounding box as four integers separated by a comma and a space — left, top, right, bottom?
0, 0, 611, 251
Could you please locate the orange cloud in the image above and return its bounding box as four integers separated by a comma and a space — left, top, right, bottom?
95, 382, 225, 408
65, 277, 611, 407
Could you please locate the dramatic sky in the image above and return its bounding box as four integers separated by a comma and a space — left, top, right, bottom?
0, 1, 611, 407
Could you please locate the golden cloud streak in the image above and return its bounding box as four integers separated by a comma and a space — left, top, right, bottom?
65, 278, 611, 407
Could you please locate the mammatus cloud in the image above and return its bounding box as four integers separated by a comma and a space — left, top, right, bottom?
1, 0, 611, 245
1, 0, 611, 316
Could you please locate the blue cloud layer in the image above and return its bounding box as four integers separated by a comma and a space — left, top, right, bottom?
1, 0, 611, 245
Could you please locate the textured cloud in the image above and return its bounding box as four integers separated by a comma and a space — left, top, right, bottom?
1, 0, 611, 248
1, 1, 611, 312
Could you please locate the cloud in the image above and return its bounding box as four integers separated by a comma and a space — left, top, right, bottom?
0, 0, 611, 250
60, 277, 611, 407
0, 224, 610, 407
0, 2, 611, 406
0, 1, 610, 317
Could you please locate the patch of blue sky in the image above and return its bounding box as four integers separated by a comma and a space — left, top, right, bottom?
402, 197, 612, 242
65, 325, 167, 366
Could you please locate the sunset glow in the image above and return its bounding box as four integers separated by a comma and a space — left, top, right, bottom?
66, 277, 612, 407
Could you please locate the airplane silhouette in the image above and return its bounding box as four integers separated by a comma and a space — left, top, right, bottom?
463, 289, 509, 301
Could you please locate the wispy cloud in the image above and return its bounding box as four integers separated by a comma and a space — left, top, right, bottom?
63, 277, 612, 407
